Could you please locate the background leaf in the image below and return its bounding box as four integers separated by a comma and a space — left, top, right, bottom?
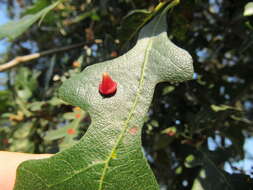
191, 148, 253, 190
118, 9, 152, 46
244, 2, 253, 17
0, 1, 60, 40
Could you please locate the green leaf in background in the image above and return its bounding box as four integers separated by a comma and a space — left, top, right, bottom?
15, 67, 39, 97
191, 149, 253, 190
28, 101, 45, 111
118, 9, 152, 45
210, 104, 238, 112
44, 108, 86, 150
162, 85, 175, 95
118, 1, 170, 47
24, 0, 51, 15
0, 90, 12, 113
0, 1, 60, 40
243, 2, 253, 17
9, 122, 35, 153
14, 3, 194, 190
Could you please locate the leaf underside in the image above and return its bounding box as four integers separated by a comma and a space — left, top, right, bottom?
14, 10, 194, 190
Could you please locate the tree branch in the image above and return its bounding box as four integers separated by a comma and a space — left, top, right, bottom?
0, 42, 86, 72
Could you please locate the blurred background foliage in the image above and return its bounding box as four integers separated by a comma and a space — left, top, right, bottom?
1, 0, 253, 189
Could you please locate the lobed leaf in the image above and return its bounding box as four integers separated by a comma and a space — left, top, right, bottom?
14, 5, 194, 190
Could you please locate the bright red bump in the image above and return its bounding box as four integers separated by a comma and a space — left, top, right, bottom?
99, 72, 117, 96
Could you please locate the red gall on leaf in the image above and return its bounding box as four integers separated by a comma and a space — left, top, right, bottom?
99, 72, 117, 96
67, 128, 76, 135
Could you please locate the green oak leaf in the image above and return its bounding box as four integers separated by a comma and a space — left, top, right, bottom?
0, 1, 60, 40
14, 7, 194, 190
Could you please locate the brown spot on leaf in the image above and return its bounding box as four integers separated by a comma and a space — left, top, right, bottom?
110, 51, 118, 57
75, 113, 81, 119
129, 127, 138, 135
72, 61, 81, 68
166, 131, 176, 136
2, 138, 9, 145
67, 128, 76, 135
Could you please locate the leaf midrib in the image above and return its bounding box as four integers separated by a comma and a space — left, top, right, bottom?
97, 14, 164, 190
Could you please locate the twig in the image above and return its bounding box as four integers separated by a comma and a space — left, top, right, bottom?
0, 42, 86, 72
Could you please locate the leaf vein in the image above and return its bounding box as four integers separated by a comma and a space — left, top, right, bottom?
48, 161, 106, 188
97, 11, 164, 190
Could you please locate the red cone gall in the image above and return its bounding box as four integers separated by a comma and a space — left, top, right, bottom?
99, 72, 117, 96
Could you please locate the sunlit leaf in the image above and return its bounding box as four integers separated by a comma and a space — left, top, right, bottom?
211, 104, 238, 112
244, 2, 253, 17
14, 3, 193, 190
